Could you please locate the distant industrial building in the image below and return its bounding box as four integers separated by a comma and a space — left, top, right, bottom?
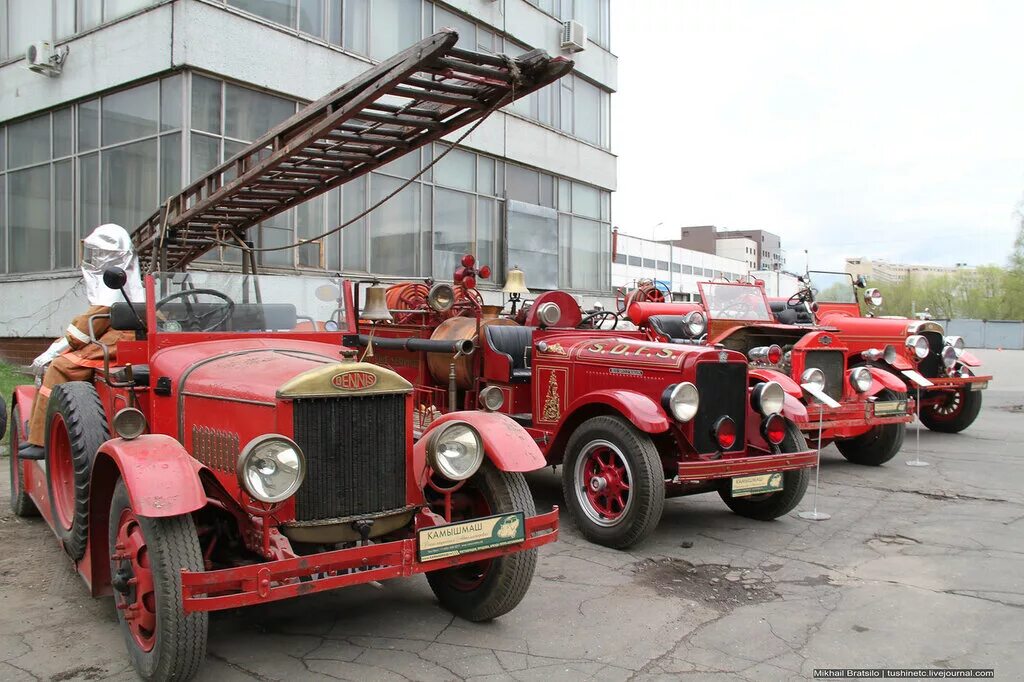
845, 257, 975, 284
660, 225, 784, 271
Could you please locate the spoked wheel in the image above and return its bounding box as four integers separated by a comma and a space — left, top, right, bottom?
426, 461, 538, 622
718, 422, 810, 520
836, 389, 906, 465
9, 405, 38, 517
109, 479, 207, 681
919, 378, 982, 434
561, 415, 664, 549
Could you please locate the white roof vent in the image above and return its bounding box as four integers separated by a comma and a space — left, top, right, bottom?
560, 20, 586, 53
26, 41, 69, 77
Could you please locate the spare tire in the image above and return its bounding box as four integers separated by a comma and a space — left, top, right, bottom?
46, 382, 109, 560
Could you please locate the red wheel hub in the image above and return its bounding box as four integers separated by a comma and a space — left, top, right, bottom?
583, 446, 630, 521
112, 509, 157, 652
48, 414, 76, 531
927, 389, 964, 421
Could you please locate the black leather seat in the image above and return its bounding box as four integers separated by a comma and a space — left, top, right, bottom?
113, 364, 150, 387
769, 301, 813, 325
486, 325, 535, 383
648, 315, 691, 343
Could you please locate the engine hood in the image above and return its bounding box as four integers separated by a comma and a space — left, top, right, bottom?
818, 313, 944, 341
533, 332, 746, 371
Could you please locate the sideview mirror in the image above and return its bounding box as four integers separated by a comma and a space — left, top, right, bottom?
854, 275, 867, 288
103, 267, 128, 290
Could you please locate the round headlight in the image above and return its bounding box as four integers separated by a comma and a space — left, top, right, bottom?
478, 385, 505, 412
663, 382, 699, 422
237, 435, 305, 503
113, 407, 147, 440
751, 381, 785, 416
941, 345, 957, 369
883, 344, 897, 364
801, 367, 826, 392
685, 310, 706, 337
428, 283, 455, 313
864, 288, 883, 307
537, 301, 562, 327
944, 335, 965, 357
427, 422, 483, 481
905, 335, 930, 360
850, 366, 872, 393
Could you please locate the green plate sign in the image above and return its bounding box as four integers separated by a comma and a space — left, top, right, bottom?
731, 472, 784, 497
418, 512, 526, 562
873, 399, 908, 416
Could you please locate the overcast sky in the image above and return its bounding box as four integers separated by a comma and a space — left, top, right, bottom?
611, 0, 1024, 271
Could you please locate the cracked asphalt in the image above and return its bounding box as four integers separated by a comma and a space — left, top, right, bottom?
1, 348, 1021, 680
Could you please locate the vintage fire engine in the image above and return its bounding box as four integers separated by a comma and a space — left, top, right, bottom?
772, 271, 990, 433
627, 280, 915, 465
346, 260, 817, 550
8, 32, 568, 681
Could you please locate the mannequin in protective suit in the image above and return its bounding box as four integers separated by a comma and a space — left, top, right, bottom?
20, 224, 146, 459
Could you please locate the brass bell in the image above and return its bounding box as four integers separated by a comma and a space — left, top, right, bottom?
502, 267, 528, 294
361, 283, 393, 322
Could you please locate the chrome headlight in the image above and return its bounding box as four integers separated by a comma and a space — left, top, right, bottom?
685, 310, 706, 337
850, 366, 872, 393
905, 335, 930, 360
864, 288, 883, 307
427, 421, 483, 481
112, 407, 147, 440
536, 301, 562, 327
428, 283, 455, 312
801, 367, 826, 392
237, 435, 305, 503
941, 345, 958, 369
663, 382, 699, 422
751, 381, 785, 416
944, 335, 965, 357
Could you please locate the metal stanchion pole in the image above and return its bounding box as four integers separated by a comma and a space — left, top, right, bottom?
799, 404, 831, 521
907, 385, 929, 466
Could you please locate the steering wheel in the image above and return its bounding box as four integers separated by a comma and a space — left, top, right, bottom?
156, 289, 235, 332
788, 288, 813, 307
578, 310, 618, 330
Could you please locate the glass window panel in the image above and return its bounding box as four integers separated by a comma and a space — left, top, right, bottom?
55, 160, 74, 268
600, 190, 610, 220
343, 0, 368, 54
558, 214, 570, 288
327, 0, 342, 44
537, 84, 555, 127
506, 200, 558, 290
433, 188, 473, 278
102, 138, 158, 231
79, 0, 103, 31
78, 99, 100, 152
434, 147, 475, 191
8, 0, 50, 49
190, 133, 220, 181
572, 182, 601, 219
102, 81, 159, 146
434, 7, 475, 47
506, 165, 538, 204
574, 78, 602, 145
0, 177, 5, 273
325, 187, 340, 270
53, 108, 73, 158
369, 0, 419, 61
627, 255, 640, 266
221, 139, 248, 182
160, 133, 182, 204
299, 0, 324, 36
56, 2, 75, 39
378, 151, 418, 179
8, 114, 50, 168
477, 27, 496, 53
419, 187, 432, 276
160, 75, 183, 131
369, 173, 418, 275
105, 0, 154, 20
0, 128, 5, 171
559, 81, 573, 135
259, 213, 294, 267
613, 253, 626, 265
228, 0, 295, 26
297, 193, 324, 267
477, 156, 495, 196
191, 76, 222, 135
421, 144, 433, 182
539, 174, 554, 208
477, 197, 496, 277
342, 174, 366, 270
79, 153, 100, 235
558, 178, 571, 211
9, 166, 51, 272
225, 84, 294, 142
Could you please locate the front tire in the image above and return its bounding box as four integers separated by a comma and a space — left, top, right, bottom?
836, 389, 907, 465
109, 478, 208, 681
426, 461, 538, 622
920, 375, 983, 433
719, 423, 810, 520
45, 382, 109, 560
561, 415, 665, 549
9, 405, 38, 517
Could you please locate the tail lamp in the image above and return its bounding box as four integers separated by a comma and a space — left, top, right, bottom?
748, 345, 783, 365
761, 413, 786, 445
711, 416, 738, 450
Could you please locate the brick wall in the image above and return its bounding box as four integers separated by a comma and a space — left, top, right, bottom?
0, 338, 51, 367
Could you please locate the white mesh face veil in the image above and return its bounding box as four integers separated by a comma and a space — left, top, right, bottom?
81, 224, 146, 306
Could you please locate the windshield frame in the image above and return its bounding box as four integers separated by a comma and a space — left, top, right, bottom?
697, 281, 775, 323
806, 270, 859, 304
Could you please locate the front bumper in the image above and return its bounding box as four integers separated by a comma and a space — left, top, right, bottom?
799, 398, 914, 430
922, 374, 991, 391
180, 508, 559, 613
676, 450, 817, 482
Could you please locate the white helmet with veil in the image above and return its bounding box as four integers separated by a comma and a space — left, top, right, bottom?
81, 224, 146, 307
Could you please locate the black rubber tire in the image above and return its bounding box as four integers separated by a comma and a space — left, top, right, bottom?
718, 423, 810, 520
109, 478, 208, 681
919, 383, 983, 434
836, 389, 907, 465
45, 382, 109, 560
426, 461, 539, 622
560, 415, 665, 549
9, 405, 39, 517
1, 394, 7, 441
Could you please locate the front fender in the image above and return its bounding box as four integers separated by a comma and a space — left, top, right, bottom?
748, 367, 803, 397
958, 350, 981, 367
781, 392, 808, 422
865, 366, 908, 395
564, 389, 670, 434
92, 435, 207, 518
416, 411, 546, 474
889, 354, 914, 370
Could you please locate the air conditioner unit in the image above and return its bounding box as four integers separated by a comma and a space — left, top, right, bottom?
25, 41, 68, 77
560, 20, 586, 53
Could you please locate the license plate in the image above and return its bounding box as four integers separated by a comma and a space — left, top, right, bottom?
873, 400, 907, 416
731, 473, 784, 497
418, 512, 526, 562
970, 381, 988, 391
